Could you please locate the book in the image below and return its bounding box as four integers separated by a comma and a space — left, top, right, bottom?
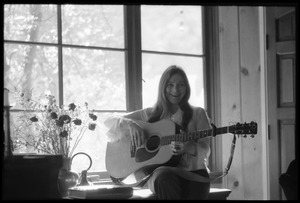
68, 184, 133, 199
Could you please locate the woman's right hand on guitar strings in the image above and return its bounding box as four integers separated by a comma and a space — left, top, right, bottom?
128, 121, 146, 148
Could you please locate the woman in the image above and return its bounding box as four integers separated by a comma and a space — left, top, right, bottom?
104, 65, 212, 199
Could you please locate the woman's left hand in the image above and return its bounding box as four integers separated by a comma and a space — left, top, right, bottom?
169, 141, 185, 155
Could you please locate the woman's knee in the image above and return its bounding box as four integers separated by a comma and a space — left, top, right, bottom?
148, 168, 181, 193
154, 171, 182, 190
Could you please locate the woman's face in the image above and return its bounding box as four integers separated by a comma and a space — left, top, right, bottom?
165, 73, 187, 105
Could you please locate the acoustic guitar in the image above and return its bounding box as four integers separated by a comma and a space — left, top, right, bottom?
105, 119, 257, 186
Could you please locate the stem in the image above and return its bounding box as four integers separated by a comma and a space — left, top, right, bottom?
69, 125, 87, 157
17, 137, 54, 155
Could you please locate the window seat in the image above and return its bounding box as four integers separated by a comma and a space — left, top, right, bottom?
130, 188, 232, 200
69, 179, 232, 200
90, 176, 232, 200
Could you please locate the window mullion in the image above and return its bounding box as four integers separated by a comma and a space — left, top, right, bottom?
57, 4, 63, 106
204, 6, 223, 181
124, 5, 142, 112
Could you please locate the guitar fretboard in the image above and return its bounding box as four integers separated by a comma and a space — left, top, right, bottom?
160, 126, 230, 146
216, 126, 231, 135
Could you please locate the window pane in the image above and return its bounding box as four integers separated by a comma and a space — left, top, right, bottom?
10, 112, 36, 153
4, 4, 57, 43
142, 54, 204, 108
70, 112, 111, 172
4, 43, 59, 107
141, 5, 203, 55
63, 48, 126, 110
62, 5, 124, 48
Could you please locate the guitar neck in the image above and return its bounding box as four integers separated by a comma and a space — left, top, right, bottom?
216, 126, 232, 135
160, 126, 229, 146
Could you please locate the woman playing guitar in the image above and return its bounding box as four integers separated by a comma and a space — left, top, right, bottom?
104, 65, 212, 200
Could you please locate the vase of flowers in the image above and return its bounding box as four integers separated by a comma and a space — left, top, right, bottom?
11, 89, 97, 157
10, 88, 98, 197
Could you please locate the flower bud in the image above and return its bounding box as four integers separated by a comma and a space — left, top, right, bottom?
55, 119, 64, 127
68, 103, 76, 111
73, 118, 82, 125
59, 130, 68, 138
89, 113, 97, 121
59, 115, 71, 124
30, 116, 38, 122
50, 112, 58, 119
88, 123, 96, 130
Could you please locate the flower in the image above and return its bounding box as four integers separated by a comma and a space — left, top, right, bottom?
88, 123, 97, 130
11, 89, 97, 158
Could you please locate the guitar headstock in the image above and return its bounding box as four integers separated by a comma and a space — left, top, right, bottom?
229, 121, 257, 138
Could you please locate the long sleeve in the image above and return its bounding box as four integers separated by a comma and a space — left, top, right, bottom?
103, 113, 131, 142
103, 108, 151, 142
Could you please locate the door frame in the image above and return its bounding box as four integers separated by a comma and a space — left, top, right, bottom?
258, 6, 270, 200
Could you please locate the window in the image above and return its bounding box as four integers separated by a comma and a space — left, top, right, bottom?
4, 4, 126, 172
141, 5, 205, 108
4, 5, 216, 174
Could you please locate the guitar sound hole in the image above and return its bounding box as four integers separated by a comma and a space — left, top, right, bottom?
146, 135, 160, 152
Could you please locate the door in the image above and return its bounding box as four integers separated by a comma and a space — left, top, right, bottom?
266, 7, 296, 200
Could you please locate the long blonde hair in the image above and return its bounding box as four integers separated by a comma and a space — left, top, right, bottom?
148, 65, 193, 131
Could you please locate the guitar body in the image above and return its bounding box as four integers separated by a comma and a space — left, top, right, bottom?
105, 119, 181, 186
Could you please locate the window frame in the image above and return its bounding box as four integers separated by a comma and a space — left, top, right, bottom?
203, 6, 222, 180
124, 5, 143, 111
4, 4, 221, 182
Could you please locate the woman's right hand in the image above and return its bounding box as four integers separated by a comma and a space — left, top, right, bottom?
128, 122, 146, 148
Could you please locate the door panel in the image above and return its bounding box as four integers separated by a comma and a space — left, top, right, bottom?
266, 7, 296, 200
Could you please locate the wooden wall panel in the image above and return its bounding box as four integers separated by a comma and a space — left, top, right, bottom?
218, 6, 244, 200
239, 7, 263, 199
218, 6, 263, 200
